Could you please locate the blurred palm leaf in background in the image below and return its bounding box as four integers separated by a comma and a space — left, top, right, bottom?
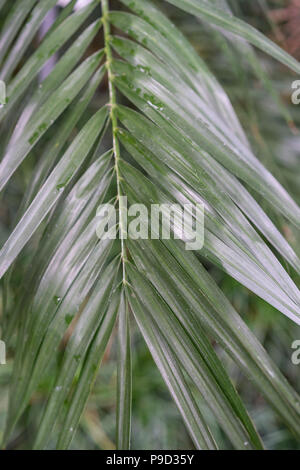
0, 0, 299, 450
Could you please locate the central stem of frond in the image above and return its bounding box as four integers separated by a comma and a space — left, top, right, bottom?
102, 0, 127, 283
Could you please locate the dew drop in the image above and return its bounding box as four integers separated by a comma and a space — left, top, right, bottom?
53, 296, 62, 305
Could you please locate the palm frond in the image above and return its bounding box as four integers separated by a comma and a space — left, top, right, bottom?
0, 0, 299, 450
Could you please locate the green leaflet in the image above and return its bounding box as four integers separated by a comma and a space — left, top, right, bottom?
57, 288, 120, 449
6, 20, 102, 148
0, 0, 98, 120
127, 285, 218, 450
4, 154, 113, 439
127, 263, 263, 449
0, 105, 108, 279
165, 0, 300, 74
34, 257, 120, 449
116, 290, 132, 450
0, 0, 58, 82
110, 54, 300, 229
0, 0, 37, 65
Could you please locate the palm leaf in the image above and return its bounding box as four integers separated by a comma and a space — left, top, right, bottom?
0, 0, 299, 450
